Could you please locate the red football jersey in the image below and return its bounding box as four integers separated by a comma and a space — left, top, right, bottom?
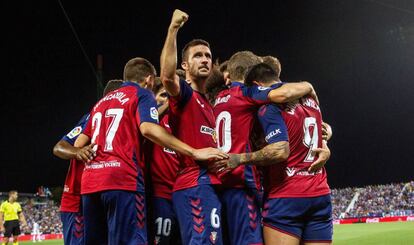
259, 97, 330, 198
214, 82, 279, 189
151, 113, 179, 199
168, 79, 219, 191
60, 114, 89, 212
81, 82, 159, 194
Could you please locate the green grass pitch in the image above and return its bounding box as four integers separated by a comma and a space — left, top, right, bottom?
334, 222, 414, 245
17, 222, 414, 245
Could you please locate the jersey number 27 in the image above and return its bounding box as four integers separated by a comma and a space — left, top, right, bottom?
91, 109, 124, 152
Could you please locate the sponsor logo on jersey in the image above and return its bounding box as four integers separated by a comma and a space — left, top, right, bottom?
163, 147, 176, 154
85, 161, 121, 169
265, 129, 282, 142
150, 107, 159, 122
63, 185, 70, 192
214, 94, 231, 106
286, 167, 296, 177
258, 86, 271, 91
200, 126, 215, 136
286, 167, 322, 177
67, 126, 82, 139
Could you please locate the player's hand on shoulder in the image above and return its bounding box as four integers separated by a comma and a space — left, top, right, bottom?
308, 140, 330, 173
75, 143, 97, 163
192, 147, 228, 162
170, 9, 189, 29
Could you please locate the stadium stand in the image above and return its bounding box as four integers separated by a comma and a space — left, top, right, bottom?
331, 181, 414, 219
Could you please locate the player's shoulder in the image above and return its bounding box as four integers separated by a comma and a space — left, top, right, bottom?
258, 103, 281, 117
238, 83, 272, 96
135, 86, 154, 98
14, 202, 22, 209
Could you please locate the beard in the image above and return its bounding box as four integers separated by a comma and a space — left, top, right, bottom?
189, 66, 210, 80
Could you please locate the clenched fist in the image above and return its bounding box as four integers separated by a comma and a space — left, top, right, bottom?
170, 9, 189, 29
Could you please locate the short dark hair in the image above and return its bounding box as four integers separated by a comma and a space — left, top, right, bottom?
152, 77, 164, 95
205, 68, 227, 104
123, 57, 156, 82
181, 39, 211, 62
103, 79, 123, 96
9, 190, 17, 197
245, 63, 279, 86
261, 55, 281, 78
219, 60, 229, 73
227, 51, 262, 81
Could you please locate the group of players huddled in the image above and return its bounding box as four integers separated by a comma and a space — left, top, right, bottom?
52, 9, 334, 245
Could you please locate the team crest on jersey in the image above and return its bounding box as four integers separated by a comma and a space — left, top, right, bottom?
155, 236, 160, 244
210, 231, 217, 244
67, 126, 82, 139
150, 107, 159, 122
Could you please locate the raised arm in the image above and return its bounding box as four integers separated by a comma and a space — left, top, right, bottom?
140, 122, 227, 161
268, 81, 319, 104
160, 9, 189, 97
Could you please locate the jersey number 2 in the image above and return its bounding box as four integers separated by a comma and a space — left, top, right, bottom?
303, 117, 318, 162
91, 108, 124, 151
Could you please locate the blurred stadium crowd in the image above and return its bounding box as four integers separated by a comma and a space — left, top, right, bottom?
332, 181, 414, 219
1, 181, 413, 235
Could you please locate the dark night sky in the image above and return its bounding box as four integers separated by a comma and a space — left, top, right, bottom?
2, 0, 414, 192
